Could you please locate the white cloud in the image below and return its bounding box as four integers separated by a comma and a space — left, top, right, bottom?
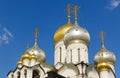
3, 27, 14, 38
0, 25, 14, 46
107, 0, 120, 10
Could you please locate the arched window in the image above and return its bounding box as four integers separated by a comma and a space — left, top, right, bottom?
32, 69, 40, 78
11, 74, 14, 78
60, 47, 62, 62
24, 69, 27, 78
78, 48, 80, 62
17, 72, 20, 78
70, 49, 72, 62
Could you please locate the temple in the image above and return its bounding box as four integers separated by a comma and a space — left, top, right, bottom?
7, 4, 116, 78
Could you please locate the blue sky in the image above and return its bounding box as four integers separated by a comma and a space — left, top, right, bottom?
0, 0, 120, 78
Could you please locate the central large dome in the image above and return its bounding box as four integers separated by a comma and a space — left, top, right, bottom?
64, 24, 90, 46
54, 22, 73, 44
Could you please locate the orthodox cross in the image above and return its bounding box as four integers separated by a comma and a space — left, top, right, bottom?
100, 31, 105, 48
73, 5, 80, 24
65, 4, 72, 23
34, 28, 39, 45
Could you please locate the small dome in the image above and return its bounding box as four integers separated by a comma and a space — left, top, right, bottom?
41, 63, 55, 72
97, 62, 111, 71
94, 32, 116, 65
54, 22, 73, 45
21, 50, 31, 60
30, 53, 38, 60
94, 47, 116, 65
28, 45, 46, 62
17, 60, 23, 65
64, 25, 90, 46
58, 63, 79, 77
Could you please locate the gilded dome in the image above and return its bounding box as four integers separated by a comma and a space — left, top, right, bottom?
28, 44, 46, 62
64, 25, 90, 46
30, 53, 38, 60
21, 50, 31, 60
54, 22, 73, 44
17, 60, 23, 65
54, 4, 73, 45
97, 62, 111, 71
94, 47, 116, 65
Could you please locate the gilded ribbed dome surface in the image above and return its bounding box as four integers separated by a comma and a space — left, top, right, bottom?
54, 22, 73, 44
64, 25, 90, 46
17, 60, 23, 65
21, 50, 31, 60
30, 53, 38, 60
54, 4, 73, 45
94, 47, 116, 65
97, 62, 111, 71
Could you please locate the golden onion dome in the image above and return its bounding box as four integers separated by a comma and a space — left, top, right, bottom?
54, 4, 73, 45
30, 53, 38, 60
21, 50, 31, 60
17, 60, 23, 65
54, 22, 73, 45
97, 62, 111, 71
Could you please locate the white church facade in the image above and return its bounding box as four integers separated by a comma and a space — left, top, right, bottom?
7, 4, 116, 78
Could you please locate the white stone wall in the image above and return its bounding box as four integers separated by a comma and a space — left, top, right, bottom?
30, 59, 36, 66
7, 72, 13, 78
23, 59, 29, 66
13, 69, 20, 78
68, 75, 87, 78
100, 70, 111, 78
7, 64, 51, 78
22, 59, 38, 67
77, 64, 87, 75
64, 43, 88, 78
110, 64, 115, 73
54, 41, 67, 65
66, 43, 88, 64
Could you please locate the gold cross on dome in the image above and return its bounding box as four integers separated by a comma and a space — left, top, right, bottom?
34, 28, 39, 44
65, 4, 72, 23
26, 43, 30, 49
100, 31, 105, 48
73, 5, 80, 24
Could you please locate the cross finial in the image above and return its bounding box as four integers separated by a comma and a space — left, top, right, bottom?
100, 31, 105, 48
73, 5, 80, 25
34, 28, 39, 46
26, 43, 30, 49
65, 4, 72, 23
